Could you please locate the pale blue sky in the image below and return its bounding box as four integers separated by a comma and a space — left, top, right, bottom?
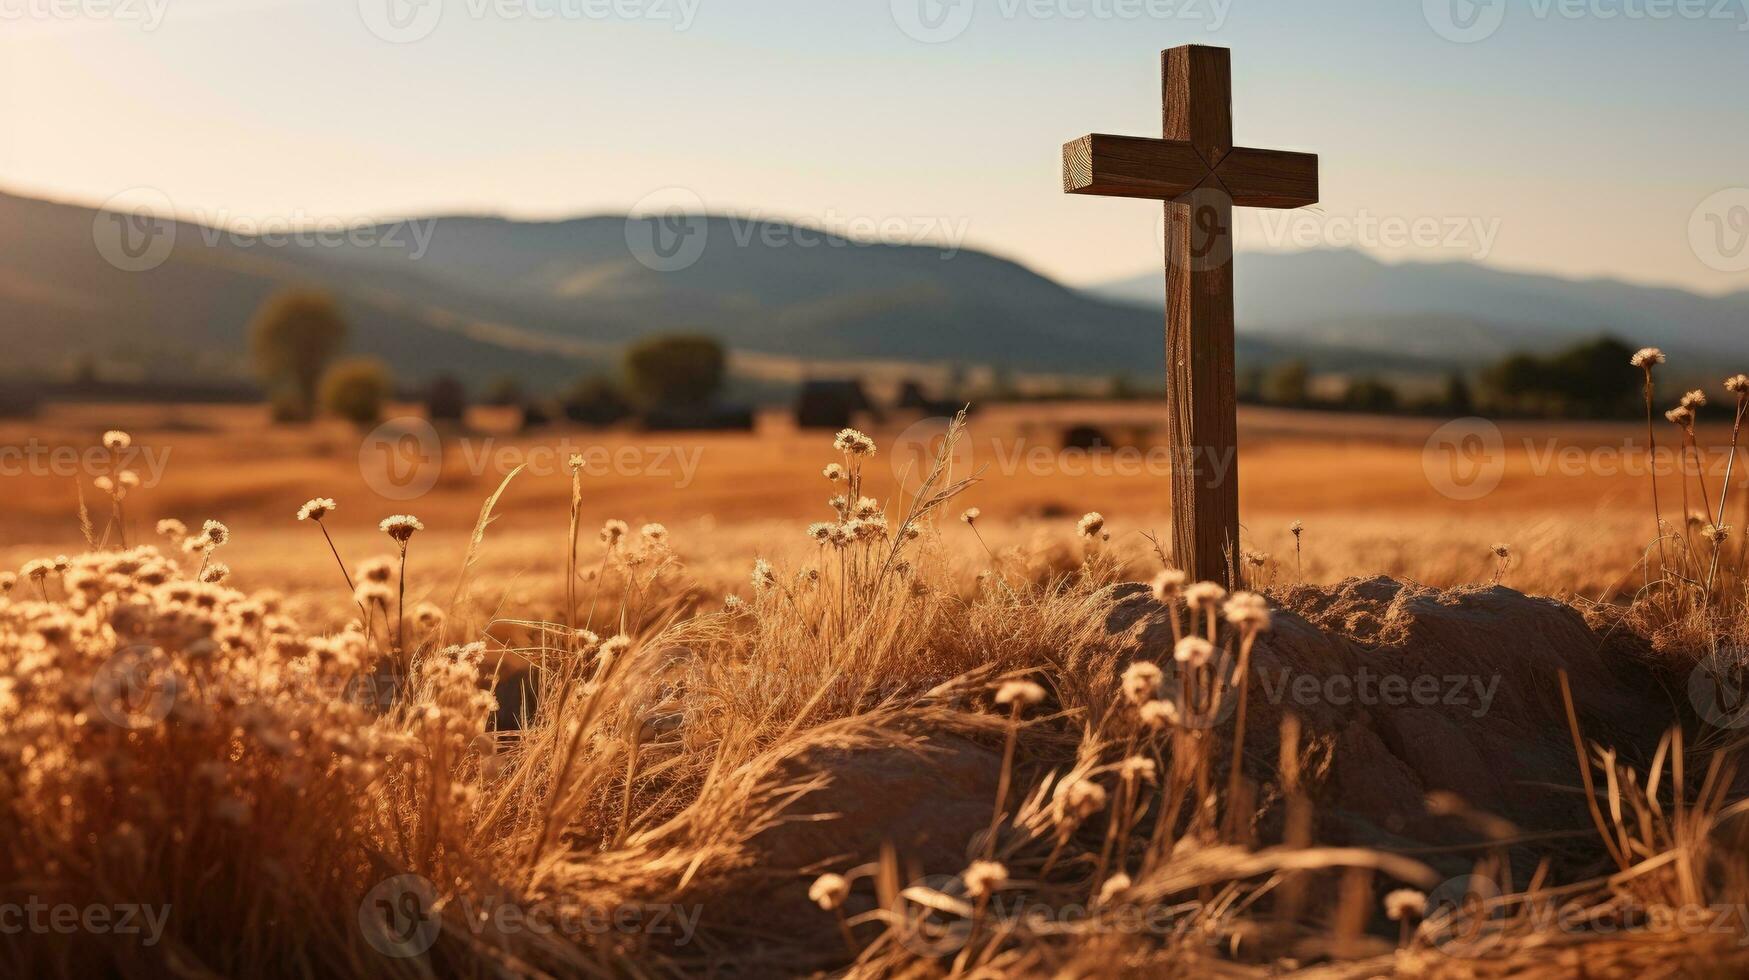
3, 0, 1745, 292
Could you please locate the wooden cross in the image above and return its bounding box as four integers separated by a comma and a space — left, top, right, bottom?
1063, 45, 1318, 587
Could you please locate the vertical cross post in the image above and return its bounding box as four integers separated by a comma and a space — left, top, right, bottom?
1063, 45, 1318, 587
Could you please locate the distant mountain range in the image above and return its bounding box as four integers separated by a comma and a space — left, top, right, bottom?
1090, 250, 1749, 367
2, 189, 1741, 397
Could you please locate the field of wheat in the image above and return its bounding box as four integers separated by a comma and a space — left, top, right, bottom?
5, 372, 1749, 977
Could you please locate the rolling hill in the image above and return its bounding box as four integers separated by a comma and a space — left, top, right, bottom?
1, 188, 1738, 399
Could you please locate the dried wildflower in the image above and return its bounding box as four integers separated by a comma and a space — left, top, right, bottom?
1139, 699, 1179, 729
796, 567, 820, 585
202, 520, 230, 547
1728, 375, 1749, 395
600, 519, 629, 546
600, 635, 632, 660
1682, 390, 1708, 409
995, 679, 1046, 707
1666, 405, 1695, 427
355, 582, 393, 607
22, 559, 52, 582
724, 594, 747, 613
809, 873, 851, 911
1223, 592, 1272, 630
1119, 756, 1157, 784
1290, 520, 1304, 537
826, 523, 853, 549
1384, 889, 1427, 921
962, 861, 1008, 900
297, 498, 337, 522
806, 522, 833, 543
413, 603, 445, 630
833, 428, 876, 456
94, 476, 115, 494
1631, 347, 1666, 369
640, 523, 668, 545
1150, 569, 1187, 602
1174, 636, 1215, 667
0, 571, 14, 594
1077, 512, 1106, 538
379, 515, 423, 543
103, 429, 132, 450
1055, 779, 1107, 822
118, 470, 140, 490
961, 507, 981, 526
750, 559, 776, 591
567, 452, 585, 471
1705, 524, 1732, 544
1491, 543, 1512, 560
823, 463, 845, 482
156, 518, 186, 538
1097, 874, 1132, 906
358, 557, 395, 583
1184, 581, 1226, 609
1121, 661, 1163, 705
199, 563, 230, 584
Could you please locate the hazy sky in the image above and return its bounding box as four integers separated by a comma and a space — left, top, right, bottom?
3, 0, 1746, 293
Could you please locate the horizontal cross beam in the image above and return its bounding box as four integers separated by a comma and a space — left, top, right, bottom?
1062, 135, 1318, 209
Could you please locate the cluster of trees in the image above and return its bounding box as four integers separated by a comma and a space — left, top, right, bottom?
248, 285, 732, 429
1233, 336, 1641, 419
249, 289, 390, 425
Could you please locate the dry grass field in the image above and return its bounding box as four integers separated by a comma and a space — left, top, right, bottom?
6, 394, 1749, 978
0, 400, 1714, 613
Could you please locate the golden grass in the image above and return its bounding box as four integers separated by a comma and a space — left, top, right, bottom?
3, 396, 1749, 977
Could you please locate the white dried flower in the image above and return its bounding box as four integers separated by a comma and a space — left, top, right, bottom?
961, 507, 981, 526
1097, 874, 1132, 906
1150, 569, 1187, 602
995, 679, 1047, 707
1077, 512, 1106, 538
1223, 592, 1272, 630
298, 498, 337, 522
1184, 582, 1227, 609
380, 515, 423, 543
1384, 889, 1427, 922
1139, 700, 1179, 729
962, 861, 1008, 900
809, 873, 850, 911
1174, 636, 1215, 667
600, 519, 629, 546
1121, 661, 1163, 705
102, 429, 131, 450
1631, 347, 1666, 369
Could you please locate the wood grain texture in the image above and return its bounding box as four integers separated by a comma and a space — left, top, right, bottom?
1163, 45, 1231, 167
1217, 147, 1320, 209
1164, 189, 1240, 585
1063, 134, 1211, 199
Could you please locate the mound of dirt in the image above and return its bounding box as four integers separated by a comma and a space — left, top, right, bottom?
730, 578, 1674, 958
1108, 576, 1675, 876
